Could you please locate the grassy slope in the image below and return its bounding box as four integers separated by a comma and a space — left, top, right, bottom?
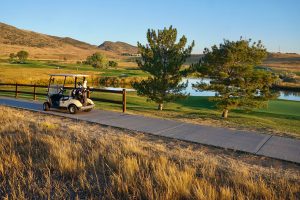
187, 53, 300, 72
0, 22, 121, 60
0, 106, 299, 199
264, 53, 300, 72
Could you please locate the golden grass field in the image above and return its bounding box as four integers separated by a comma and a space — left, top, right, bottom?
0, 106, 299, 199
0, 43, 119, 61
0, 62, 99, 85
0, 60, 138, 85
263, 53, 300, 72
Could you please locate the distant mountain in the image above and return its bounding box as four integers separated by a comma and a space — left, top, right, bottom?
98, 41, 138, 54
49, 36, 97, 50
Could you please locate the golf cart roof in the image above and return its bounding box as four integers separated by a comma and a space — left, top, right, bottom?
49, 74, 89, 77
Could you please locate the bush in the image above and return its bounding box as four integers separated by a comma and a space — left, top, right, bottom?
17, 51, 29, 63
9, 51, 29, 64
108, 60, 118, 68
9, 53, 16, 63
85, 52, 108, 68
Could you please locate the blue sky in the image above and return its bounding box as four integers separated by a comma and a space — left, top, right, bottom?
1, 0, 300, 53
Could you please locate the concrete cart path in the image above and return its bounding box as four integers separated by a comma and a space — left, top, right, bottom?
0, 97, 299, 164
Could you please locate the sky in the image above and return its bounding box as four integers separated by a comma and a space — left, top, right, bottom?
1, 0, 300, 53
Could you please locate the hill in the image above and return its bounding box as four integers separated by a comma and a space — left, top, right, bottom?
263, 53, 300, 72
185, 52, 300, 72
0, 22, 61, 48
0, 22, 118, 60
98, 41, 138, 54
0, 22, 100, 49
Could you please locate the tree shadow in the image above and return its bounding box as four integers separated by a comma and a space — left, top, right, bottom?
175, 96, 217, 110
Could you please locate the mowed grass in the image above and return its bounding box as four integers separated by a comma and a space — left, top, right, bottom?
0, 106, 299, 199
259, 100, 300, 116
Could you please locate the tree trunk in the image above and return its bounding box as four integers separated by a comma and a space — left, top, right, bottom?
222, 109, 228, 118
158, 103, 163, 111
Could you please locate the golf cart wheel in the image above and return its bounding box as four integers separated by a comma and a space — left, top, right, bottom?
68, 104, 78, 114
43, 102, 50, 111
84, 108, 92, 112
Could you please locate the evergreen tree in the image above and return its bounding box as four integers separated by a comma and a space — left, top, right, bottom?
193, 39, 278, 118
133, 26, 194, 110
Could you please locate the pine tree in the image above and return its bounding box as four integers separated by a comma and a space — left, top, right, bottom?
193, 39, 278, 118
133, 26, 194, 110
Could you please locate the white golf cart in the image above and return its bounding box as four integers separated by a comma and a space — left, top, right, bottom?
43, 74, 95, 114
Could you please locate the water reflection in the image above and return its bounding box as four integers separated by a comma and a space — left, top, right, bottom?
181, 78, 300, 101
182, 78, 216, 96
99, 78, 300, 101
278, 91, 300, 101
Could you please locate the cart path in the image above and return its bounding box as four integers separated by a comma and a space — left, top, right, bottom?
0, 96, 299, 164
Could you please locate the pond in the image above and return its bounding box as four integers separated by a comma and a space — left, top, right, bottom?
103, 87, 135, 92
181, 78, 300, 102
101, 78, 300, 102
278, 91, 300, 101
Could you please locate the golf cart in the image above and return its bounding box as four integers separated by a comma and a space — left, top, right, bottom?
43, 74, 95, 114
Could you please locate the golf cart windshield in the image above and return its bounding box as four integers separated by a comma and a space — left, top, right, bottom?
47, 74, 89, 96
48, 78, 63, 95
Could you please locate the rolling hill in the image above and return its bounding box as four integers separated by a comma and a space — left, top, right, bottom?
185, 53, 300, 72
98, 41, 138, 54
263, 53, 300, 71
0, 22, 136, 60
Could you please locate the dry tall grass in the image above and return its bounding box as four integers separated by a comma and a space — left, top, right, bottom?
0, 106, 299, 199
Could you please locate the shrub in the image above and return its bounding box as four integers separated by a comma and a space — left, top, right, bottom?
16, 50, 29, 63
9, 53, 16, 63
85, 52, 108, 68
108, 60, 118, 68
